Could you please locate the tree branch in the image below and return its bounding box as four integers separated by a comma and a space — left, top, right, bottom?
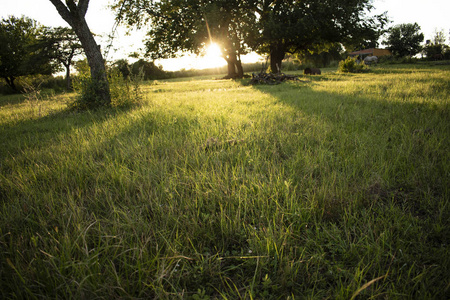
48, 0, 73, 26
78, 0, 90, 17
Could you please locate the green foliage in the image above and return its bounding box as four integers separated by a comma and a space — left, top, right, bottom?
71, 65, 143, 110
384, 23, 424, 57
0, 16, 55, 91
39, 26, 84, 89
431, 29, 446, 45
0, 74, 66, 95
423, 31, 449, 60
338, 57, 369, 73
257, 0, 388, 72
296, 43, 345, 68
108, 67, 143, 107
423, 43, 445, 60
114, 1, 387, 77
70, 72, 110, 110
113, 59, 171, 80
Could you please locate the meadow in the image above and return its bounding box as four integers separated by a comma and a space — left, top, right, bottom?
0, 64, 449, 299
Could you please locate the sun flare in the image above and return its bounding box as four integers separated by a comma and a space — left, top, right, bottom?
206, 42, 222, 58
191, 42, 224, 69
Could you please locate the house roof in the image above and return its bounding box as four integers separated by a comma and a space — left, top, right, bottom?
349, 48, 392, 56
350, 49, 374, 55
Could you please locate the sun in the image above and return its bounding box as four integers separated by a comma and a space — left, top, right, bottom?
158, 42, 226, 71
205, 42, 223, 59
192, 42, 224, 69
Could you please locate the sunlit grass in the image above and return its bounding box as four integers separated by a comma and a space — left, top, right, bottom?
1, 64, 449, 298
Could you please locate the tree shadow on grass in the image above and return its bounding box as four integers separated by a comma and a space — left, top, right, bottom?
250, 77, 449, 219
0, 88, 70, 108
0, 105, 135, 167
0, 93, 27, 107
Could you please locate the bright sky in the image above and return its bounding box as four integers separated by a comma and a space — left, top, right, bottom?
1, 0, 449, 70
372, 0, 450, 42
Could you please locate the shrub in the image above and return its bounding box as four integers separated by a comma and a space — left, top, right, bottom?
109, 67, 144, 108
338, 57, 369, 73
70, 73, 110, 110
71, 67, 143, 110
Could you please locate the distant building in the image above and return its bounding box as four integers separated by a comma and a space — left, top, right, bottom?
349, 48, 392, 58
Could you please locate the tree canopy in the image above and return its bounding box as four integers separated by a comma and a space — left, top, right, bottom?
256, 0, 388, 72
114, 0, 387, 77
383, 23, 424, 57
114, 0, 258, 78
423, 29, 449, 60
39, 26, 84, 90
0, 16, 54, 91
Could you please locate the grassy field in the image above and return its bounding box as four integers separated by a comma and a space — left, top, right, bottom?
1, 64, 449, 299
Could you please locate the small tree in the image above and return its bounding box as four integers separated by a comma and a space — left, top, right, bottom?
423, 30, 449, 60
431, 29, 446, 45
40, 27, 84, 90
131, 59, 168, 80
384, 23, 424, 57
113, 59, 131, 79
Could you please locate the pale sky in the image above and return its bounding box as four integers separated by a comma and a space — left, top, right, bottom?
372, 0, 450, 42
1, 0, 449, 70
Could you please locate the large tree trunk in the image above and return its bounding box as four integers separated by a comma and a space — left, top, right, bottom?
225, 58, 238, 79
270, 45, 286, 74
224, 54, 244, 79
49, 0, 110, 106
70, 16, 110, 106
235, 58, 244, 78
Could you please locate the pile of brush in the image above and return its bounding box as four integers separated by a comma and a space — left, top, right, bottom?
249, 72, 303, 85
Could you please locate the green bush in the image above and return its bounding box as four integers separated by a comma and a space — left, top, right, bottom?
338, 57, 369, 73
70, 73, 110, 110
109, 67, 144, 108
71, 67, 143, 110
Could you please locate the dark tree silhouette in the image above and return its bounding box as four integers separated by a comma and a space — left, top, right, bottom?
0, 16, 54, 91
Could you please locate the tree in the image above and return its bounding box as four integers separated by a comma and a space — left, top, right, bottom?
255, 0, 388, 73
131, 59, 169, 80
423, 29, 448, 60
384, 23, 424, 57
0, 16, 54, 91
113, 58, 132, 79
40, 27, 84, 90
49, 0, 111, 106
112, 58, 169, 80
431, 29, 446, 45
198, 0, 259, 78
113, 0, 258, 78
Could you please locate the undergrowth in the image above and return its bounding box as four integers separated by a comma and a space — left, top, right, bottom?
70, 67, 144, 110
338, 56, 369, 73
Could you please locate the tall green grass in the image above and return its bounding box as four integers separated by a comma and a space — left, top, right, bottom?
1, 65, 449, 299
